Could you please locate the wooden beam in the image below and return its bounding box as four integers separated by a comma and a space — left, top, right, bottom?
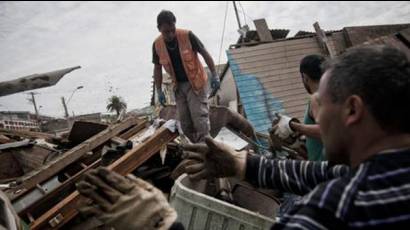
253, 19, 273, 42
29, 126, 177, 230
118, 120, 148, 140
9, 117, 138, 201
313, 22, 336, 57
0, 129, 56, 140
110, 136, 127, 145
18, 159, 100, 218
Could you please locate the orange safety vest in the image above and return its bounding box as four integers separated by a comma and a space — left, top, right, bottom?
154, 29, 208, 93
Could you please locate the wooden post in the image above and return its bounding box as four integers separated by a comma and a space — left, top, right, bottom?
61, 97, 69, 118
313, 22, 335, 57
29, 92, 40, 120
232, 1, 242, 30
254, 19, 273, 42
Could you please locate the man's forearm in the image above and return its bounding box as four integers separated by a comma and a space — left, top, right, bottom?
245, 155, 349, 196
200, 49, 217, 75
291, 122, 322, 139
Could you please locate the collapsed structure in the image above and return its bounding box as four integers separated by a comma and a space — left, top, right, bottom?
0, 21, 409, 229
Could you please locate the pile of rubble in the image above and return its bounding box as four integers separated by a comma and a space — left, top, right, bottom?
0, 105, 288, 229
0, 115, 178, 229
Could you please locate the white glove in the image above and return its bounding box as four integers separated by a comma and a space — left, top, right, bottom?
77, 168, 177, 230
273, 114, 298, 139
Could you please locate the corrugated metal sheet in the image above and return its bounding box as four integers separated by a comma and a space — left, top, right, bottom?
227, 37, 323, 134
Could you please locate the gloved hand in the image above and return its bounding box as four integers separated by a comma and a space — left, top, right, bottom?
210, 74, 220, 91
157, 89, 166, 106
272, 114, 299, 140
182, 136, 247, 180
76, 167, 177, 230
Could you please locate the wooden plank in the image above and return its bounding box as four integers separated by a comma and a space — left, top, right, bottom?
235, 67, 300, 79
259, 77, 302, 89
238, 62, 301, 76
284, 106, 307, 115
238, 78, 303, 95
9, 117, 138, 201
118, 120, 148, 140
253, 19, 273, 42
240, 94, 308, 113
267, 85, 306, 96
233, 45, 321, 64
258, 71, 300, 84
230, 42, 320, 59
29, 126, 178, 230
313, 22, 335, 57
263, 78, 303, 89
229, 36, 318, 54
270, 88, 307, 98
0, 129, 55, 140
110, 136, 127, 145
236, 52, 314, 71
17, 160, 100, 217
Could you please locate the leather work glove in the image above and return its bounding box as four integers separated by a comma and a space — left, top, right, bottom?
272, 113, 299, 140
211, 74, 220, 91
157, 89, 166, 106
182, 136, 247, 180
76, 167, 177, 230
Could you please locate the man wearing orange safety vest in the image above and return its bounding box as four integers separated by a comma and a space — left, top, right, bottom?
152, 10, 220, 143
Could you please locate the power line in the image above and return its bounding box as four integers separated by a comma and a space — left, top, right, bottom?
237, 2, 254, 24
238, 1, 247, 25
217, 1, 229, 74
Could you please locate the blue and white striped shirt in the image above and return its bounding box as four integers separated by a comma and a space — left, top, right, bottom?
245, 149, 410, 229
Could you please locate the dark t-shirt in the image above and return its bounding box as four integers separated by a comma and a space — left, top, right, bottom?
152, 31, 204, 82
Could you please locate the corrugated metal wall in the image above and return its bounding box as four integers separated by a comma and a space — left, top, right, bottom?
227, 37, 324, 134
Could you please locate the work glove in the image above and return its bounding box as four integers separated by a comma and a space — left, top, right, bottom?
157, 89, 166, 106
182, 136, 247, 180
272, 114, 299, 140
210, 74, 220, 91
76, 167, 177, 230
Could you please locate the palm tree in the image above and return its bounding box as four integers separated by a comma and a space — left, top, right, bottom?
106, 95, 127, 116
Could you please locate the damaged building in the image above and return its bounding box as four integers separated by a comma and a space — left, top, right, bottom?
0, 20, 409, 230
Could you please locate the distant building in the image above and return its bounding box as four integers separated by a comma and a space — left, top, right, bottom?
0, 111, 41, 131
72, 113, 101, 123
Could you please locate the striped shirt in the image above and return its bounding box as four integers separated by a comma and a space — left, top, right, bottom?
245, 149, 410, 229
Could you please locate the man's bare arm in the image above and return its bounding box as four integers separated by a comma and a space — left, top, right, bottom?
290, 93, 322, 139
199, 48, 217, 76
290, 122, 322, 139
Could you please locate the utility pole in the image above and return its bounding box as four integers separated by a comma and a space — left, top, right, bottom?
232, 1, 242, 30
27, 92, 39, 120
61, 97, 69, 118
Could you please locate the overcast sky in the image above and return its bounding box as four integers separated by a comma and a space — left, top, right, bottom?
1, 1, 409, 117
